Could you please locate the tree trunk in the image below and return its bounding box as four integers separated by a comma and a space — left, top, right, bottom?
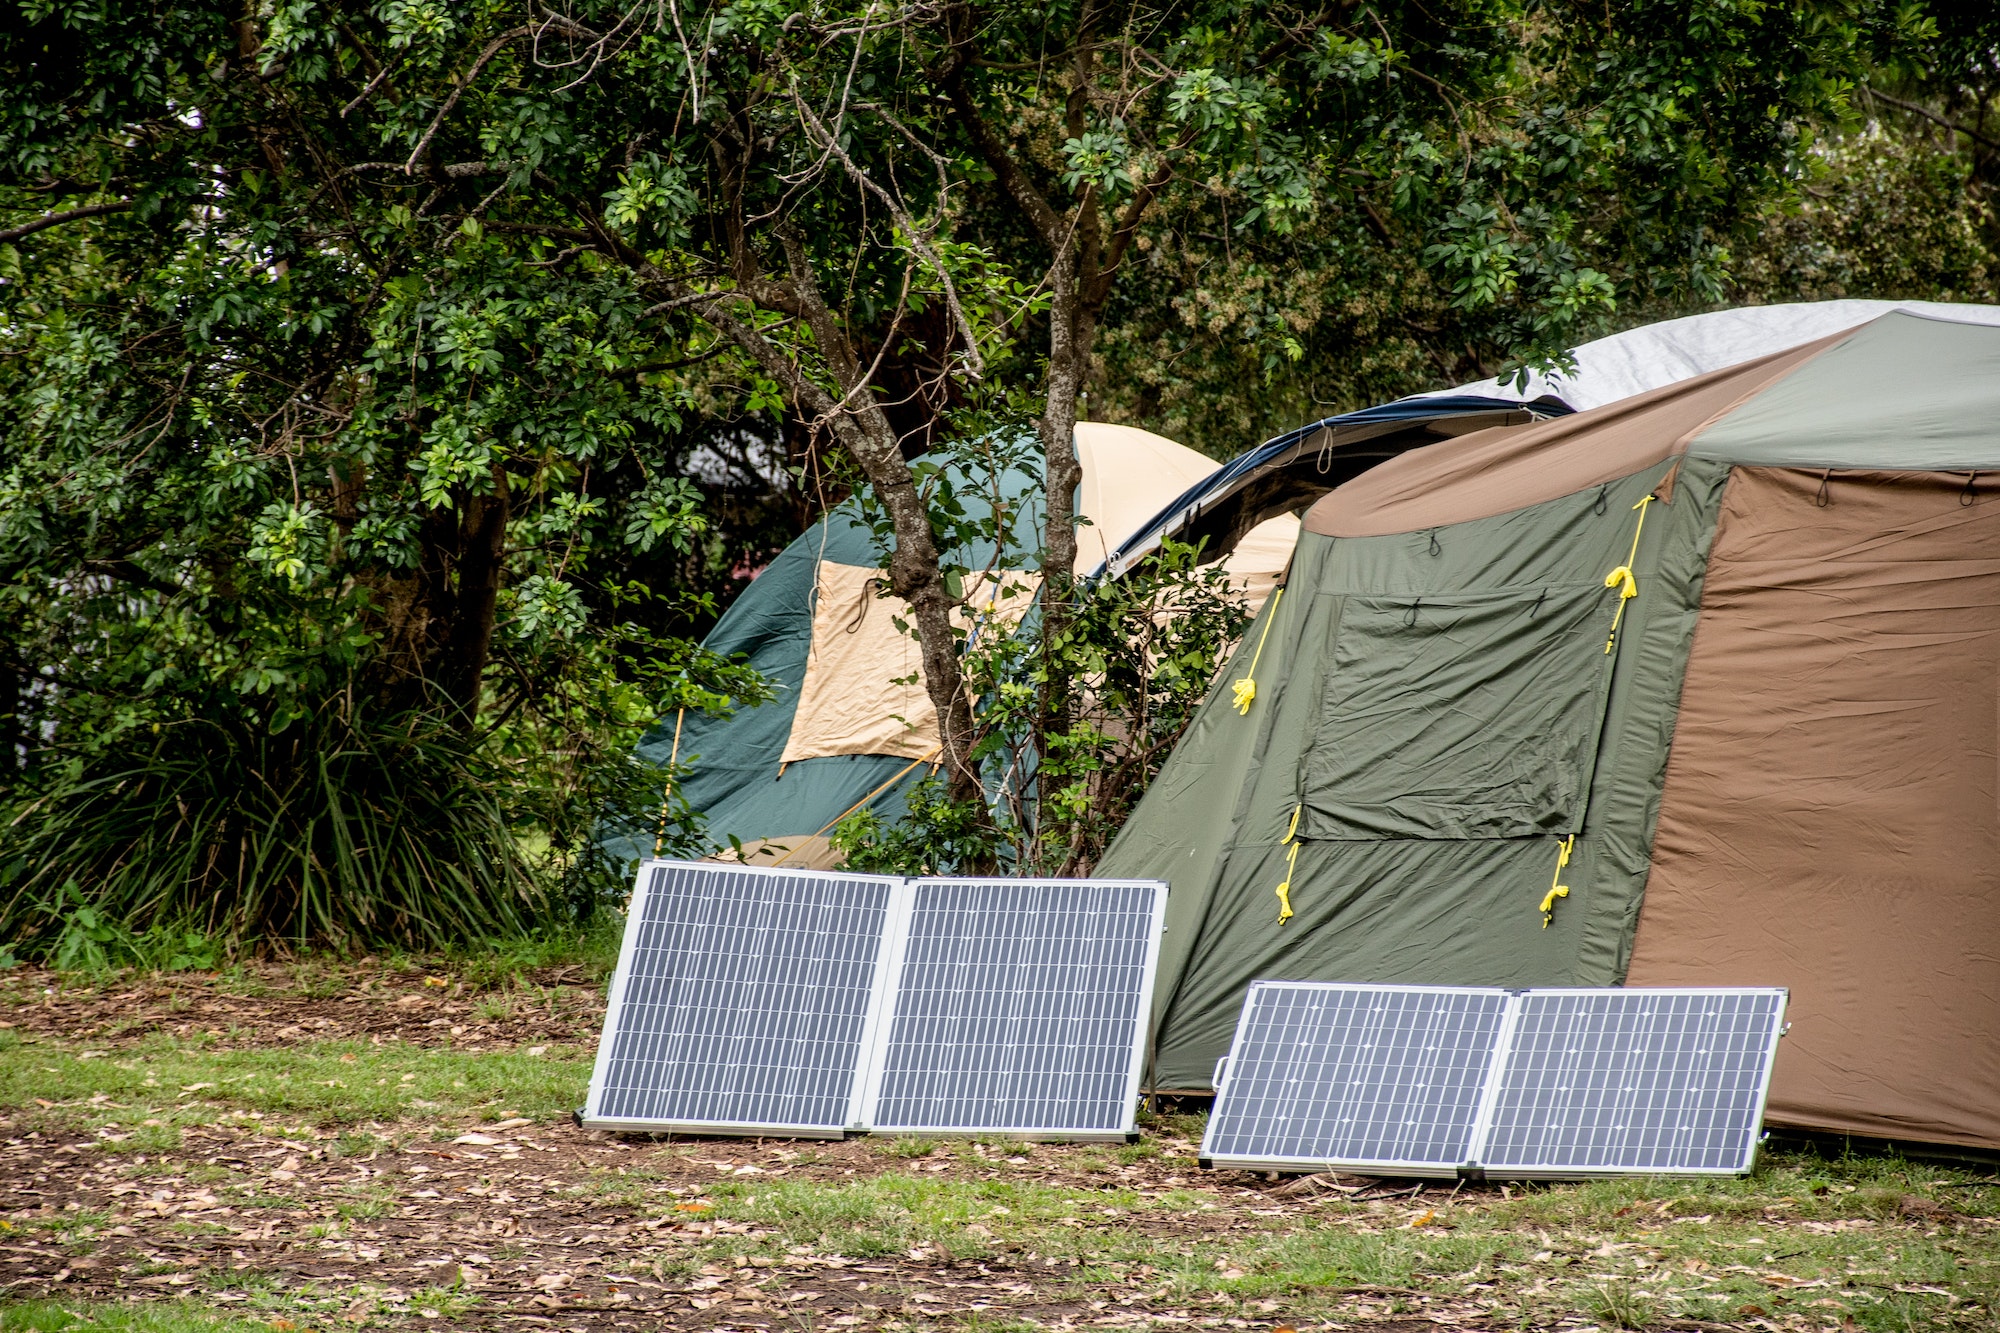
366, 467, 509, 730
870, 456, 983, 804
695, 257, 985, 805
440, 468, 510, 729
1033, 240, 1090, 853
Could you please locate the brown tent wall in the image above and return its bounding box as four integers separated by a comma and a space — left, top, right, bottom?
1627, 467, 2000, 1150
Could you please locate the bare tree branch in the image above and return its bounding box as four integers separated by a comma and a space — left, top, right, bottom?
1866, 86, 2000, 152
0, 201, 132, 244
403, 26, 536, 173
1089, 158, 1177, 304
942, 70, 1066, 246
786, 89, 987, 377
341, 64, 395, 118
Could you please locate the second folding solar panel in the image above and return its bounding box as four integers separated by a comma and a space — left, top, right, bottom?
866, 878, 1167, 1141
1200, 982, 1788, 1178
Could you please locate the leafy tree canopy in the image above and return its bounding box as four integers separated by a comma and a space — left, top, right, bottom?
0, 0, 1937, 928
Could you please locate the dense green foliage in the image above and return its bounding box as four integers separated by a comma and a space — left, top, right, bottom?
0, 0, 774, 946
2, 0, 1994, 929
834, 537, 1250, 874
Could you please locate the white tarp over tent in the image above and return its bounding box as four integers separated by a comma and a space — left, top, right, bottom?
1433, 300, 2000, 411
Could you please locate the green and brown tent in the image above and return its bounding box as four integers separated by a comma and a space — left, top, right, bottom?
1100, 311, 2000, 1153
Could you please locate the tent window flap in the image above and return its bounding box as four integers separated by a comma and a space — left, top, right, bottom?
1300, 585, 1618, 841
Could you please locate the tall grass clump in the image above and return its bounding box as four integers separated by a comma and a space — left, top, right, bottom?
0, 709, 548, 953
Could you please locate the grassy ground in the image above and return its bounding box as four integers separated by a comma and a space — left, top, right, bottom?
0, 956, 1993, 1333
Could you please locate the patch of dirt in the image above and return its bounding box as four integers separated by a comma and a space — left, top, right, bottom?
0, 1123, 1483, 1331
0, 965, 606, 1051
12, 969, 1976, 1331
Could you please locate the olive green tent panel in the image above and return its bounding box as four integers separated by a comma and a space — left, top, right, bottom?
1689, 313, 2000, 469
1116, 597, 1277, 1035
1102, 460, 1730, 1089
1299, 582, 1617, 841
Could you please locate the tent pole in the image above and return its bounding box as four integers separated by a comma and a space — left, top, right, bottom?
652, 708, 686, 856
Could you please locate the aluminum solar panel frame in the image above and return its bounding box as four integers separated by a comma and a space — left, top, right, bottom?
1472, 987, 1788, 1179
580, 860, 904, 1137
1199, 983, 1511, 1176
860, 878, 1167, 1142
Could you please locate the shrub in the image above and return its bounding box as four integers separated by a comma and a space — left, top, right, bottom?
1, 709, 545, 953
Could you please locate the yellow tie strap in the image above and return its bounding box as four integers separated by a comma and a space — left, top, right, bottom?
1539, 834, 1575, 927
1232, 587, 1284, 715
1603, 495, 1653, 655
1274, 803, 1302, 925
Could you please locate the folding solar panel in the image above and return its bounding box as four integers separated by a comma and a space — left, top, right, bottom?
1199, 983, 1787, 1179
1476, 988, 1788, 1177
582, 864, 1169, 1141
1200, 983, 1510, 1175
581, 861, 902, 1136
864, 878, 1167, 1141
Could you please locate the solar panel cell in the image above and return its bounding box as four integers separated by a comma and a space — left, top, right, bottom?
1476, 988, 1786, 1177
866, 879, 1165, 1140
1201, 983, 1509, 1174
582, 862, 900, 1135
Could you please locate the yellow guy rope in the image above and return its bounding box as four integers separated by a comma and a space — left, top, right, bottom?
1274, 803, 1302, 925
1602, 495, 1654, 655
1231, 587, 1285, 715
1539, 834, 1574, 928
653, 707, 686, 856
1541, 494, 1653, 923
